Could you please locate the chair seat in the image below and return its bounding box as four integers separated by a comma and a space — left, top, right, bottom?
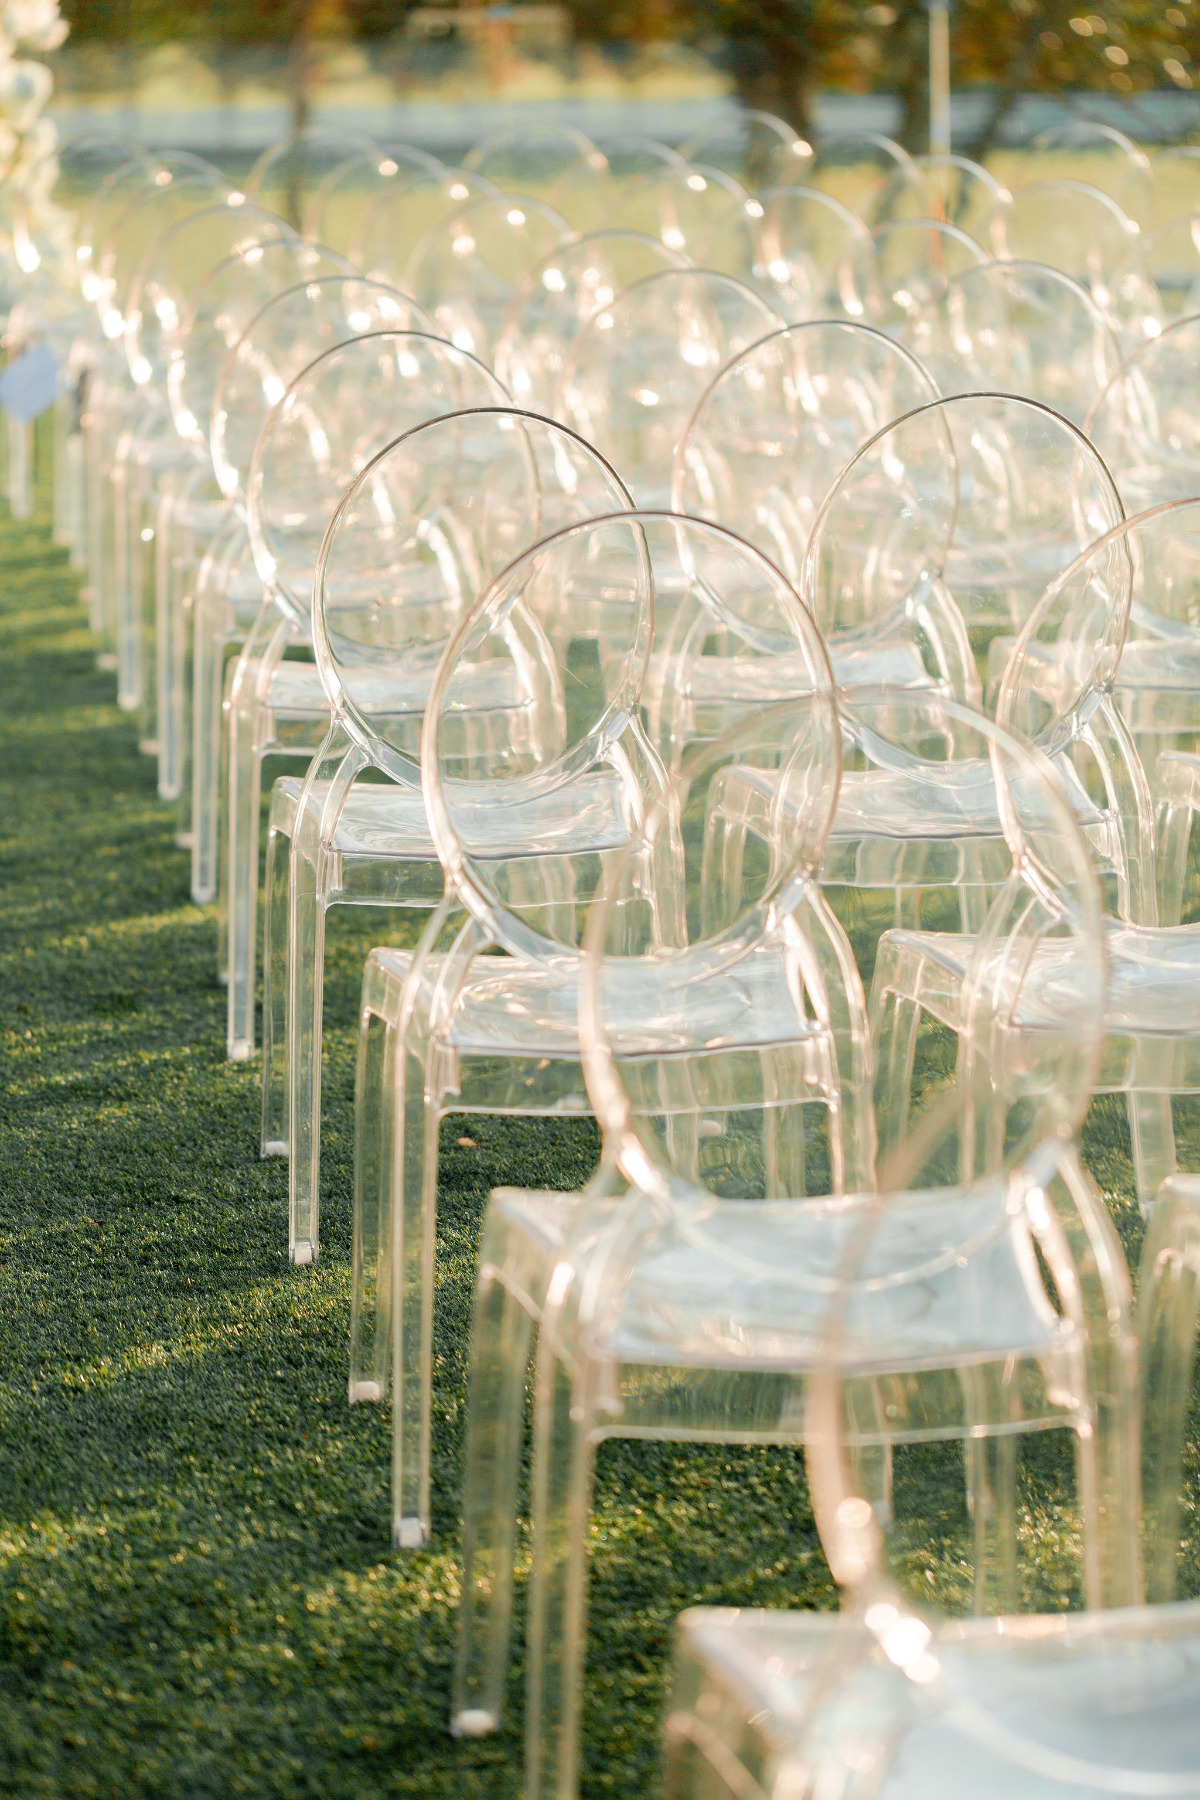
370, 939, 833, 1063
273, 764, 632, 864
887, 920, 1200, 1038
671, 1603, 1200, 1797
265, 657, 535, 722
493, 1176, 1065, 1379
1118, 635, 1200, 693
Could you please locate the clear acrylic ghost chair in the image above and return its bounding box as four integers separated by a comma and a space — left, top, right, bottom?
583, 136, 692, 238
224, 329, 507, 1064
461, 123, 609, 230
680, 109, 813, 195
1111, 208, 1200, 340
1084, 311, 1200, 512
614, 156, 764, 281
663, 1197, 1195, 1800
351, 165, 501, 289
84, 155, 233, 686
707, 393, 1152, 942
302, 142, 443, 254
753, 184, 870, 322
661, 319, 972, 764
561, 266, 784, 509
90, 161, 239, 688
662, 1076, 1200, 1800
207, 279, 433, 951
900, 258, 1123, 429
869, 152, 1012, 253
1149, 144, 1200, 226
163, 238, 354, 834
118, 199, 294, 763
493, 228, 687, 417
200, 275, 426, 907
998, 178, 1160, 350
808, 131, 917, 219
870, 498, 1200, 1210
1159, 747, 1200, 921
47, 134, 145, 559
243, 126, 376, 229
839, 215, 989, 337
355, 515, 859, 1554
285, 410, 635, 1265
455, 691, 1143, 1797
402, 190, 571, 363
1033, 118, 1157, 228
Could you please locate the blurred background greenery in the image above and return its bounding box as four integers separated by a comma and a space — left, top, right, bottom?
51, 2, 1200, 160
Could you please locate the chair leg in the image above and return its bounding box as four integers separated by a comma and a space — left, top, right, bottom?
286, 845, 329, 1268
225, 672, 266, 1062
190, 586, 227, 905
1158, 796, 1193, 927
1137, 1177, 1200, 1604
260, 793, 293, 1156
350, 977, 397, 1405
1127, 1087, 1178, 1217
451, 1258, 538, 1736
525, 1336, 597, 1800
392, 1039, 443, 1548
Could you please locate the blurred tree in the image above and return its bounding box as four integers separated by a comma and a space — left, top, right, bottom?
60, 0, 1200, 155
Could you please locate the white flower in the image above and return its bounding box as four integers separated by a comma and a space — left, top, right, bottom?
2, 1, 66, 52
0, 58, 53, 130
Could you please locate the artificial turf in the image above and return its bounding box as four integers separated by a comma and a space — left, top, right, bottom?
0, 468, 1196, 1798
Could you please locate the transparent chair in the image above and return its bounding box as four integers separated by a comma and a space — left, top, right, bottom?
187, 272, 426, 907
169, 235, 356, 831
203, 278, 433, 970
560, 266, 784, 508
869, 152, 1012, 254
753, 184, 869, 322
242, 126, 376, 230
402, 189, 571, 363
665, 1059, 1198, 1800
283, 410, 634, 1265
873, 497, 1200, 1209
351, 515, 860, 1552
679, 109, 813, 194
839, 216, 989, 337
900, 258, 1123, 428
614, 156, 764, 281
303, 142, 443, 254
117, 198, 294, 763
583, 136, 693, 239
1084, 311, 1200, 511
999, 178, 1159, 349
662, 318, 968, 762
82, 154, 233, 688
700, 392, 1152, 1002
351, 165, 501, 289
1032, 118, 1157, 229
224, 328, 507, 1063
452, 691, 1142, 1798
808, 131, 917, 221
461, 123, 609, 230
493, 228, 687, 417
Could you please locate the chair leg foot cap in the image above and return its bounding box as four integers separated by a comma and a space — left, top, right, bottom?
452, 1711, 497, 1739
290, 1240, 315, 1268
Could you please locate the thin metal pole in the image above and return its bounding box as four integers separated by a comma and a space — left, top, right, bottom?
927, 0, 952, 156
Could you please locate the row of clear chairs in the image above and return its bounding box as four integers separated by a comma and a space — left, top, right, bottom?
22, 110, 1200, 1800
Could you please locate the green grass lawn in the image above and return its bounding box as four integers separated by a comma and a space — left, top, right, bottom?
0, 482, 1196, 1797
